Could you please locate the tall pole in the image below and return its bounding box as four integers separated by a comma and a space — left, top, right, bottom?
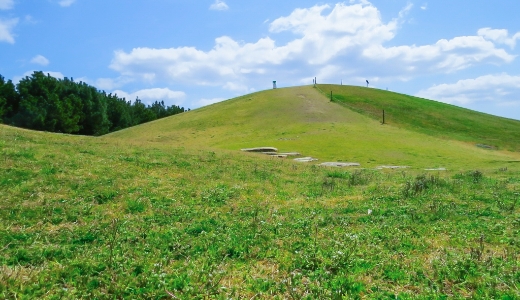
330, 91, 333, 101
382, 110, 385, 124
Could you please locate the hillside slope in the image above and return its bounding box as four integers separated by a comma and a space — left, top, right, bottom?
3, 114, 520, 298
320, 84, 520, 152
104, 85, 520, 170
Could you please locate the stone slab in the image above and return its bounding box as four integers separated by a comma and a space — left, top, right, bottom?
376, 165, 409, 170
294, 157, 318, 162
319, 162, 360, 167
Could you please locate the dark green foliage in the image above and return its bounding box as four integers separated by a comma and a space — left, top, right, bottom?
106, 93, 132, 131
0, 71, 186, 135
12, 72, 82, 133
0, 75, 19, 123
131, 98, 156, 125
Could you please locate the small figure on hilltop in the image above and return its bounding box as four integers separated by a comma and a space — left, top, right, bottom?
366, 80, 369, 87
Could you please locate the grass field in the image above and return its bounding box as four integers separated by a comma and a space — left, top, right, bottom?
1, 85, 520, 298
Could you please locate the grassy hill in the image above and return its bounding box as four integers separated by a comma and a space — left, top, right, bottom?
320, 84, 520, 152
2, 85, 520, 298
105, 85, 520, 171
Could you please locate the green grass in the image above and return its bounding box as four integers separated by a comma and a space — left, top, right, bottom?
1, 123, 520, 298
1, 85, 520, 298
105, 85, 520, 171
320, 84, 520, 152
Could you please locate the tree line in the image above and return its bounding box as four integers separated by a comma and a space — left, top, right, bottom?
0, 71, 187, 136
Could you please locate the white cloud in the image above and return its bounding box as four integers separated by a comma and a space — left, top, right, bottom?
268, 2, 402, 64
223, 81, 255, 93
30, 55, 50, 66
109, 35, 283, 86
93, 78, 120, 90
209, 0, 228, 11
0, 0, 14, 10
363, 35, 515, 73
0, 18, 18, 43
109, 2, 405, 85
109, 1, 519, 98
416, 73, 520, 106
195, 97, 226, 107
420, 3, 427, 10
93, 77, 134, 90
58, 0, 76, 7
112, 88, 186, 106
478, 27, 520, 49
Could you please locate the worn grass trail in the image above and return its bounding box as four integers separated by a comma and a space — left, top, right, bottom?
1, 124, 520, 298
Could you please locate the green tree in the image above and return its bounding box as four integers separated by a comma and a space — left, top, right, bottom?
0, 76, 7, 121
58, 94, 83, 133
12, 72, 85, 133
57, 78, 84, 133
0, 75, 20, 123
166, 104, 185, 116
131, 97, 156, 125
106, 93, 132, 132
1, 72, 186, 134
13, 72, 52, 130
77, 83, 110, 135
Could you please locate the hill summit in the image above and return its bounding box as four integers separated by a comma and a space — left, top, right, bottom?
105, 85, 520, 170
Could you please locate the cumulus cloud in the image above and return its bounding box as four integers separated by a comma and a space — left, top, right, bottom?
416, 73, 520, 106
109, 1, 518, 98
30, 55, 50, 66
478, 28, 520, 49
91, 77, 135, 91
0, 18, 18, 43
109, 2, 405, 85
363, 35, 515, 74
109, 35, 282, 87
111, 88, 186, 106
209, 0, 228, 11
0, 0, 14, 10
58, 0, 76, 7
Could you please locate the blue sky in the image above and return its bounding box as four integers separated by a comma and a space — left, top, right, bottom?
1, 0, 520, 120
